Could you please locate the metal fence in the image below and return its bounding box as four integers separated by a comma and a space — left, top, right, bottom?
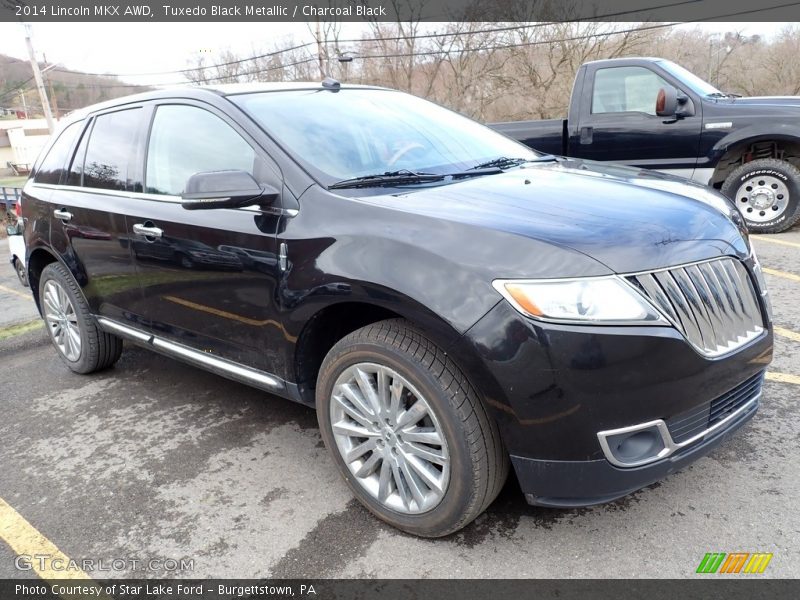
1, 186, 21, 216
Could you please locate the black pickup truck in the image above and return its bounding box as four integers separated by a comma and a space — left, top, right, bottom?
491, 57, 800, 233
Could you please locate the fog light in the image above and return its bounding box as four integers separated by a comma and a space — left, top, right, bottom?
597, 421, 671, 468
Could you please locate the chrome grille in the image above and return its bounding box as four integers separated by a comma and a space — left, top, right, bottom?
627, 257, 765, 357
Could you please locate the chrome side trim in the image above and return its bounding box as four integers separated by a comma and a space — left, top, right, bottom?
97, 317, 152, 343
96, 317, 283, 390
28, 183, 298, 215
597, 392, 760, 469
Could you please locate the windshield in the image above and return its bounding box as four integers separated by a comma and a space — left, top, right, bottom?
231, 88, 539, 184
656, 60, 722, 97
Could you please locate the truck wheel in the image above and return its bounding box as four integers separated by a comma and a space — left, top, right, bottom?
14, 258, 28, 287
722, 158, 800, 233
316, 319, 508, 537
39, 262, 123, 374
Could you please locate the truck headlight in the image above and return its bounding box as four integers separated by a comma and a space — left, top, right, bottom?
492, 277, 666, 324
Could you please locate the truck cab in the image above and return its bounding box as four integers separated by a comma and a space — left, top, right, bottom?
492, 57, 800, 233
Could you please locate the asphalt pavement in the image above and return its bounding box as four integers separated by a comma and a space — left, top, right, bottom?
0, 230, 798, 579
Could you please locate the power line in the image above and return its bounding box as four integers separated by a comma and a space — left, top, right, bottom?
45, 0, 700, 80
0, 76, 35, 103
346, 1, 800, 60
10, 1, 799, 94
50, 40, 317, 78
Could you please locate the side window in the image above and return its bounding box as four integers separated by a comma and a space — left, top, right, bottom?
592, 67, 669, 115
145, 105, 257, 196
71, 108, 143, 191
33, 121, 83, 185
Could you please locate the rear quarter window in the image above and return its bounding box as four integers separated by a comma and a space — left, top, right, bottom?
32, 121, 83, 185
70, 108, 144, 191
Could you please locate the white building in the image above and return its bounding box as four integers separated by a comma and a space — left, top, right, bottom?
0, 118, 52, 177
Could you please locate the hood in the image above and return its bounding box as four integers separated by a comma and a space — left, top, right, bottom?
727, 96, 800, 107
371, 159, 749, 274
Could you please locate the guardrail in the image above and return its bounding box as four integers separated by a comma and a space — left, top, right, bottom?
1, 186, 21, 216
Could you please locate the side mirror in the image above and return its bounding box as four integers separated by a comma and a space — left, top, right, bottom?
6, 224, 20, 236
180, 170, 279, 211
656, 86, 679, 116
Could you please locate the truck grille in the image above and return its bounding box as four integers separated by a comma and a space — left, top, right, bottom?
666, 372, 763, 444
626, 257, 765, 357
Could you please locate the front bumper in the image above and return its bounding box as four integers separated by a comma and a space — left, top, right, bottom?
515, 391, 758, 507
461, 298, 773, 506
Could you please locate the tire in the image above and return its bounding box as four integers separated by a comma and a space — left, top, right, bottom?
316, 319, 508, 537
721, 158, 800, 233
39, 262, 123, 374
14, 259, 28, 287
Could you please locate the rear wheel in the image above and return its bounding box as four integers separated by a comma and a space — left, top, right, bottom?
39, 262, 123, 374
722, 158, 800, 233
316, 319, 508, 537
13, 258, 27, 287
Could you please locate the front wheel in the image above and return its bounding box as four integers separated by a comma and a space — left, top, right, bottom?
316, 319, 508, 537
721, 158, 800, 233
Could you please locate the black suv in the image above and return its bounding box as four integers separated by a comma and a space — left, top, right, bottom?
21, 82, 773, 537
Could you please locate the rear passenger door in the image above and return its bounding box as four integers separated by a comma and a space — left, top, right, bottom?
123, 101, 286, 374
47, 107, 146, 324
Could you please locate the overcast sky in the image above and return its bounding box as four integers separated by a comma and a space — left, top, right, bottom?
0, 21, 791, 87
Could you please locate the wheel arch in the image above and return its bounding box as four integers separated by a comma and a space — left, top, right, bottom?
26, 246, 62, 315
710, 128, 800, 188
291, 294, 486, 406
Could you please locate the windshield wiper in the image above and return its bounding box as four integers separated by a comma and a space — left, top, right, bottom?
467, 155, 558, 171
707, 92, 741, 98
328, 170, 444, 190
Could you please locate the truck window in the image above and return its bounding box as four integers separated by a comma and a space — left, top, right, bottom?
592, 66, 669, 115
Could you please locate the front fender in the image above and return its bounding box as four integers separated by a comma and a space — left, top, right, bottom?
710, 123, 800, 162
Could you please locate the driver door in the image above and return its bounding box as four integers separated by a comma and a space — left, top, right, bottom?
572, 65, 702, 175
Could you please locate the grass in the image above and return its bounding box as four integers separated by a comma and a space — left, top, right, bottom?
0, 319, 43, 341
0, 176, 27, 187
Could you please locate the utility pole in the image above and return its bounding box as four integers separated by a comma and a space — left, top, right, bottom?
18, 90, 28, 119
23, 23, 55, 133
43, 54, 59, 119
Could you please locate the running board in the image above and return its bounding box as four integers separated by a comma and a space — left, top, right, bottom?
96, 317, 285, 392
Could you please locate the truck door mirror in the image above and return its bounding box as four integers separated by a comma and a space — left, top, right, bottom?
656, 86, 679, 116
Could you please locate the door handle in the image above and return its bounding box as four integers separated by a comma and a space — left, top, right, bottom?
132, 223, 163, 239
53, 209, 73, 222
579, 126, 593, 145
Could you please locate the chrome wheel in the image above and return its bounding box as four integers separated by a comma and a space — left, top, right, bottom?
735, 175, 790, 223
42, 279, 81, 361
330, 363, 450, 514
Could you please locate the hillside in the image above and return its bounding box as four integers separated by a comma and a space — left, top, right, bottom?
0, 53, 152, 118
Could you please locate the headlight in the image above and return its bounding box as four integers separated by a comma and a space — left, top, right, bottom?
492, 277, 666, 324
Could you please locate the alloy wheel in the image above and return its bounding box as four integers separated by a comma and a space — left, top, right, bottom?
42, 279, 82, 361
329, 363, 450, 514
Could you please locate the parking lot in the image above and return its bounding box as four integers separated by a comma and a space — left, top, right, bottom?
0, 230, 798, 579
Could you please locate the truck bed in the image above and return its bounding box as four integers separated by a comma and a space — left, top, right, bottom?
490, 118, 567, 156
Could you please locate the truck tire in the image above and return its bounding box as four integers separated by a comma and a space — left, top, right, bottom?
39, 262, 123, 374
721, 158, 800, 233
316, 319, 508, 537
